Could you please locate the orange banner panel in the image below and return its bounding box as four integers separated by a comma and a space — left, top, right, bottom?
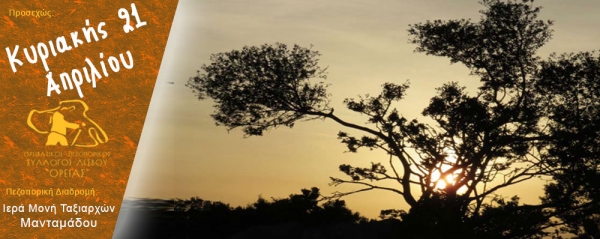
0, 1, 179, 238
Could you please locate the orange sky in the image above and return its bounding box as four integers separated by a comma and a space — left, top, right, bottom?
123, 0, 600, 218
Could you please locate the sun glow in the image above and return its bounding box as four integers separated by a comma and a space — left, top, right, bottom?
429, 153, 469, 194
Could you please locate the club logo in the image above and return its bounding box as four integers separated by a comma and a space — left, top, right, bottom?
27, 100, 108, 147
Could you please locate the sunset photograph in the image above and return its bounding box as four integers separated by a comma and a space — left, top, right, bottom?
113, 0, 600, 238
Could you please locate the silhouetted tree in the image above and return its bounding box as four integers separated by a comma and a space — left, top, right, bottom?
536, 52, 600, 237
186, 0, 600, 237
470, 196, 549, 239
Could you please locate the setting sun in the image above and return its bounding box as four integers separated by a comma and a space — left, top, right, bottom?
428, 153, 468, 194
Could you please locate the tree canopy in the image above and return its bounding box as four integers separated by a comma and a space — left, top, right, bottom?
187, 0, 600, 237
